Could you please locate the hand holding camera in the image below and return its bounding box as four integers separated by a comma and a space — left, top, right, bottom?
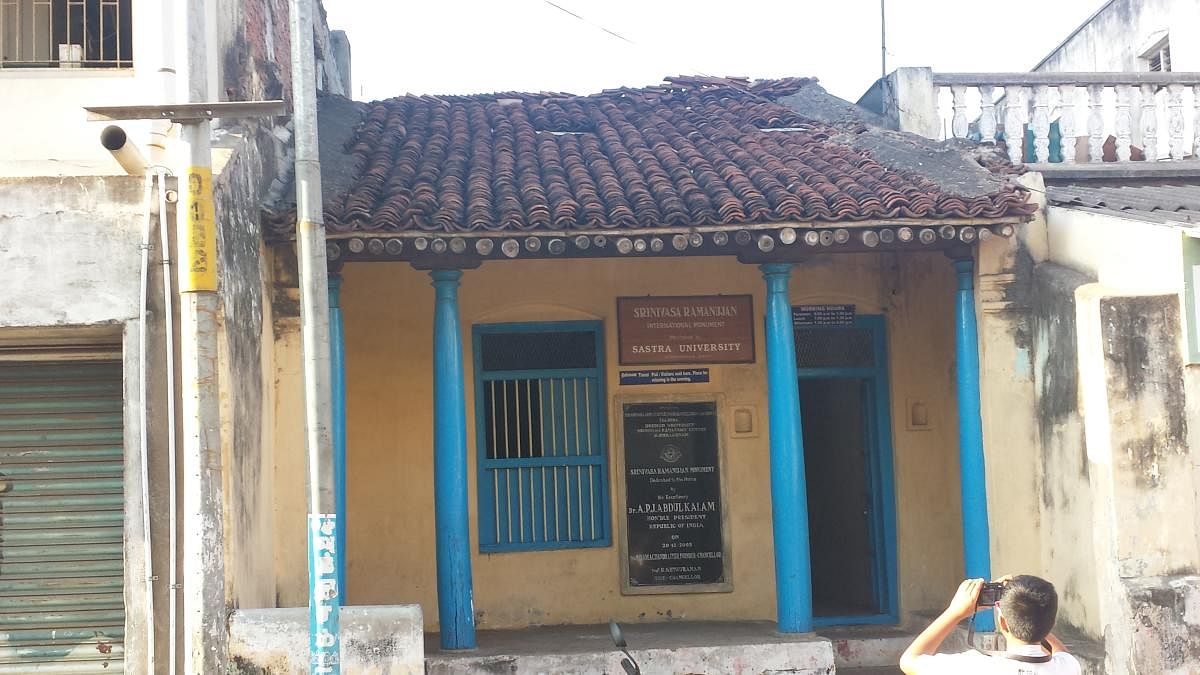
976, 581, 1006, 607
944, 577, 1007, 621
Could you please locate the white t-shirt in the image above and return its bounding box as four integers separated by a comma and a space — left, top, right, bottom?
912, 649, 1082, 675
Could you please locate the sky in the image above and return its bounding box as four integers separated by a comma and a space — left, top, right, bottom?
322, 0, 1106, 103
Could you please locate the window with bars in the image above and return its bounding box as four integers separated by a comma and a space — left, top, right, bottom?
1144, 40, 1171, 73
0, 0, 132, 68
473, 322, 610, 552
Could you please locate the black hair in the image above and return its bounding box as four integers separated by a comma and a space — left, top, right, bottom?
999, 575, 1059, 643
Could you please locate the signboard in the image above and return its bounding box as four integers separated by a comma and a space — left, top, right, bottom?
617, 295, 754, 365
619, 368, 710, 386
792, 304, 856, 327
620, 400, 730, 593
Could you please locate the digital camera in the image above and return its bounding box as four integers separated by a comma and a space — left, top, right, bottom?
976, 582, 1005, 607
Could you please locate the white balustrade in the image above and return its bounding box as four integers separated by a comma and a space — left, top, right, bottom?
1058, 85, 1076, 164
1004, 86, 1025, 164
1114, 85, 1133, 162
1141, 84, 1158, 160
1032, 86, 1051, 162
979, 85, 997, 144
1168, 84, 1185, 160
1088, 85, 1104, 163
927, 72, 1200, 164
951, 85, 969, 140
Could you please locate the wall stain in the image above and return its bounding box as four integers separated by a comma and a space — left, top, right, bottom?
1101, 295, 1188, 489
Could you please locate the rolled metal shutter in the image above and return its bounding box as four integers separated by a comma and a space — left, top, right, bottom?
0, 360, 125, 673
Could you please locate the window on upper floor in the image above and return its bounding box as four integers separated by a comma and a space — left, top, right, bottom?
1143, 39, 1171, 73
1, 0, 132, 69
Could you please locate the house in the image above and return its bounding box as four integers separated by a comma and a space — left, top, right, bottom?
0, 1, 347, 673
229, 74, 1042, 673
865, 0, 1200, 672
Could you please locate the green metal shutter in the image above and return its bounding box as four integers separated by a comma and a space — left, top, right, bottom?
0, 360, 125, 673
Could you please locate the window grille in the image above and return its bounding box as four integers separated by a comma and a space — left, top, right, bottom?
474, 323, 610, 552
1145, 41, 1171, 73
795, 326, 876, 369
0, 0, 132, 69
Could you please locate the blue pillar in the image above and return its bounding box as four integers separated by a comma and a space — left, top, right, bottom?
760, 263, 813, 633
329, 276, 348, 598
430, 269, 476, 650
954, 257, 994, 631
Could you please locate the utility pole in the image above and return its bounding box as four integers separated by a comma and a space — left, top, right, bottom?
880, 0, 888, 81
175, 3, 225, 670
288, 0, 341, 672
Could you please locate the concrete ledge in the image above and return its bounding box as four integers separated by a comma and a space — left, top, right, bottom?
426, 622, 835, 675
228, 605, 423, 674
427, 640, 835, 675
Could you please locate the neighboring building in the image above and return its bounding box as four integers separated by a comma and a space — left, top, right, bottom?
867, 1, 1200, 672
0, 1, 348, 673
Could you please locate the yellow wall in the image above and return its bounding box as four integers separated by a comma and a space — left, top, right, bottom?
273, 252, 967, 630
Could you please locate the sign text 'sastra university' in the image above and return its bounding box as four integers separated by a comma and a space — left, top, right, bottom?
617, 295, 755, 366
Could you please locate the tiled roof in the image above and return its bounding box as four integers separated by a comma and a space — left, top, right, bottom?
266, 77, 1034, 236
1047, 181, 1200, 228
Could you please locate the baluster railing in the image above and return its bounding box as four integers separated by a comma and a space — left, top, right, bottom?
1031, 86, 1051, 162
1114, 85, 1133, 162
1005, 86, 1025, 164
1058, 85, 1076, 164
979, 85, 997, 144
951, 85, 969, 139
1168, 84, 1185, 160
922, 71, 1200, 164
1140, 84, 1158, 161
1088, 85, 1104, 163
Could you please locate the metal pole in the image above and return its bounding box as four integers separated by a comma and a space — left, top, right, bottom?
953, 257, 994, 632
289, 0, 341, 671
177, 1, 228, 671
329, 276, 347, 597
880, 0, 887, 81
760, 263, 813, 633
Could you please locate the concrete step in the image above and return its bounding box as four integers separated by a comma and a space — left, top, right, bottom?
838, 669, 902, 675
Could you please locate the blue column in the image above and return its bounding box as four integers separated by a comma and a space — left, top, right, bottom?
329, 276, 348, 598
954, 258, 994, 631
760, 263, 813, 633
430, 269, 476, 650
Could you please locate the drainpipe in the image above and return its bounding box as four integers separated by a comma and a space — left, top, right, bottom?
157, 167, 180, 675
135, 169, 156, 675
101, 126, 148, 175
176, 0, 228, 672
289, 0, 342, 671
150, 5, 180, 672
151, 1, 176, 167
329, 275, 348, 599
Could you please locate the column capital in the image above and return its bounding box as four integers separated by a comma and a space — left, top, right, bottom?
759, 262, 794, 285
430, 268, 463, 286
328, 275, 343, 306
953, 258, 974, 291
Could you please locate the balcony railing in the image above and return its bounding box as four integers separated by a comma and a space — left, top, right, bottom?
894, 71, 1200, 166
0, 0, 132, 69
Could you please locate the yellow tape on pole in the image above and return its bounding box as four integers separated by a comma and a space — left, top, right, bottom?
182, 167, 218, 292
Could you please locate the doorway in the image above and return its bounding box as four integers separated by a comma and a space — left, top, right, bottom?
794, 315, 897, 625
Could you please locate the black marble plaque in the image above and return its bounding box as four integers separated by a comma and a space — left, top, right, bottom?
623, 401, 724, 587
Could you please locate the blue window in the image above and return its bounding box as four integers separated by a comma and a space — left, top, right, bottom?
473, 321, 610, 552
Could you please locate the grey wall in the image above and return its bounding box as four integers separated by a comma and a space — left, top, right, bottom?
0, 176, 144, 327
1034, 0, 1200, 72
